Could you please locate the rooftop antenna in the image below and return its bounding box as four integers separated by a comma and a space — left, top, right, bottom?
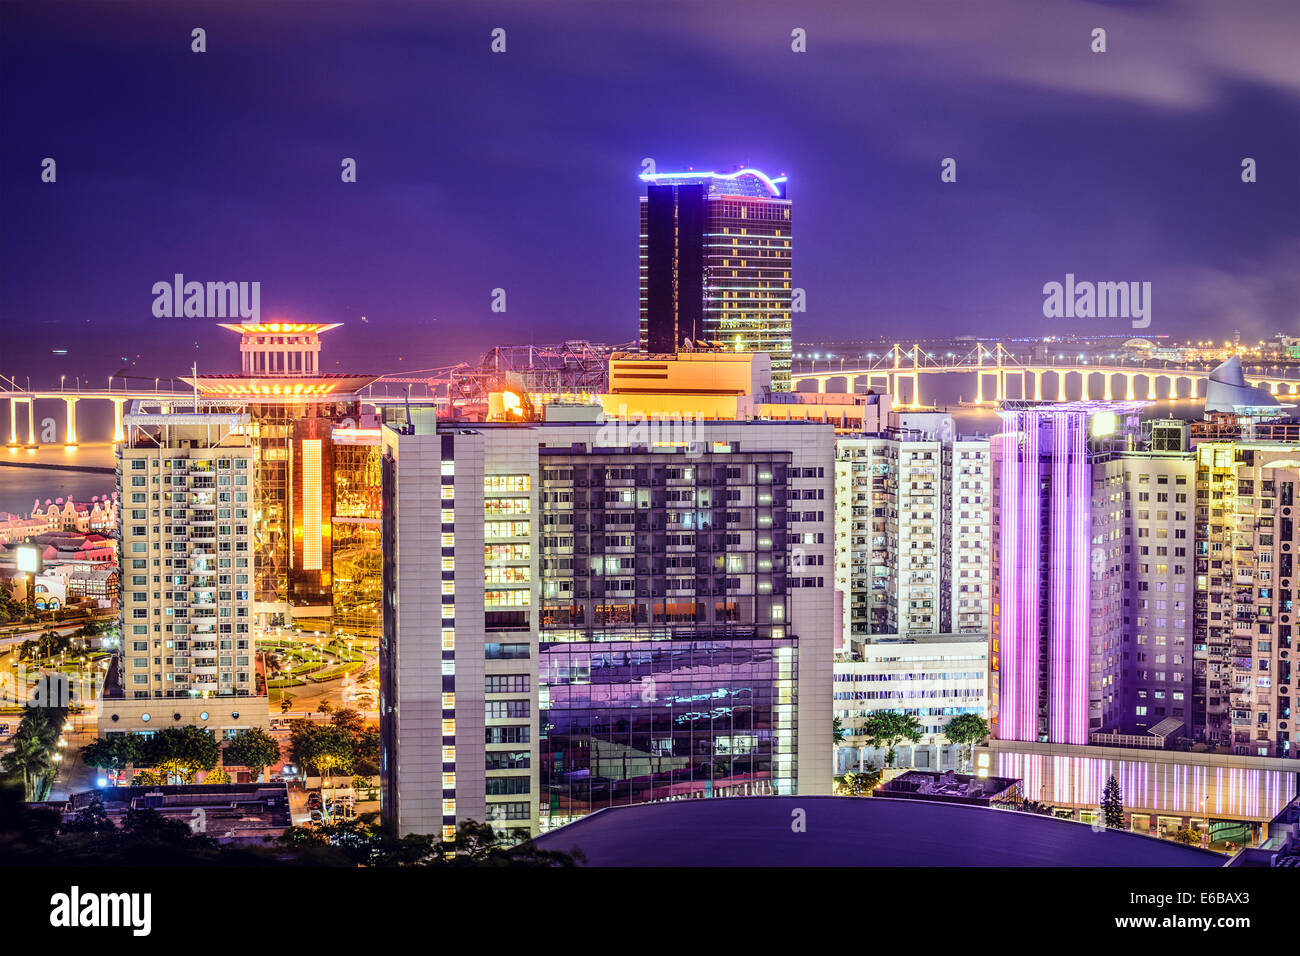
192, 361, 200, 412
403, 385, 413, 434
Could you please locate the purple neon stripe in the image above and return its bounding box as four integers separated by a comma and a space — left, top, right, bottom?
997, 412, 1019, 739
1070, 412, 1089, 744
1049, 413, 1068, 743
1021, 412, 1039, 739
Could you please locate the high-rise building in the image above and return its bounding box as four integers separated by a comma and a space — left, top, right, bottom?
991, 402, 1145, 745
103, 412, 269, 735
834, 413, 991, 646
1114, 444, 1197, 738
380, 411, 835, 837
639, 168, 793, 390
1194, 440, 1299, 757
981, 404, 1298, 840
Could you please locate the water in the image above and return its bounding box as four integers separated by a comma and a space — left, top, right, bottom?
0, 442, 117, 517
0, 373, 1206, 516
796, 370, 1203, 440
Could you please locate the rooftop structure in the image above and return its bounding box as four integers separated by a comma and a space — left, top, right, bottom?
1205, 356, 1285, 414
531, 795, 1226, 866
59, 783, 291, 845
874, 769, 1021, 807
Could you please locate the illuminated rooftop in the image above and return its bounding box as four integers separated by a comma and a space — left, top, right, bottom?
182, 373, 379, 397
639, 167, 788, 199
216, 322, 343, 335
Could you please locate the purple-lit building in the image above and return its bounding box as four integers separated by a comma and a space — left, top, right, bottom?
992, 402, 1148, 745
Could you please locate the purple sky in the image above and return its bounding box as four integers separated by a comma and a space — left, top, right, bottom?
2, 0, 1297, 386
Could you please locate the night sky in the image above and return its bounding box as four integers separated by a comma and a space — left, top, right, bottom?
1, 0, 1297, 387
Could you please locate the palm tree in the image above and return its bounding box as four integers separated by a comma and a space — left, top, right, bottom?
2, 727, 55, 800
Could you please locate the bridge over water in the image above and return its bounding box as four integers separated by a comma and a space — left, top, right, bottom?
792, 343, 1300, 408
0, 375, 427, 448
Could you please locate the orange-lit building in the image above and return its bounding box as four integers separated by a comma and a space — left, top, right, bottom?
506, 350, 889, 434
183, 322, 380, 630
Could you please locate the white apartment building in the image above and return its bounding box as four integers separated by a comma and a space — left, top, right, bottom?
834, 413, 991, 648
833, 633, 988, 773
381, 411, 837, 838
104, 413, 269, 736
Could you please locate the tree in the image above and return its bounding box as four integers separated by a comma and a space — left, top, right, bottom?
279, 695, 294, 715
81, 735, 140, 779
834, 769, 881, 795
204, 767, 231, 784
2, 727, 55, 801
1, 705, 66, 800
1174, 827, 1200, 846
330, 707, 365, 735
832, 716, 846, 745
139, 726, 220, 784
861, 711, 922, 769
435, 820, 584, 868
289, 721, 355, 783
353, 726, 380, 776
317, 701, 334, 716
1101, 773, 1125, 830
943, 713, 990, 772
224, 727, 281, 782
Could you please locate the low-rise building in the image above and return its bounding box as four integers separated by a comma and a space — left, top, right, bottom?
833, 633, 988, 774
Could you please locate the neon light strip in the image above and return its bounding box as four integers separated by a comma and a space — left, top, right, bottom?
1070, 413, 1089, 744
1021, 413, 1039, 740
996, 413, 1020, 739
638, 168, 788, 197
302, 439, 322, 571
995, 752, 1293, 820
1049, 413, 1067, 743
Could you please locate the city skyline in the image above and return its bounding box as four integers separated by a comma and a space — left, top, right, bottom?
5, 0, 1300, 906
2, 0, 1297, 390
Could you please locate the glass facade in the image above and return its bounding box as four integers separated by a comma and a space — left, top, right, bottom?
332, 440, 382, 638
540, 638, 797, 827
536, 446, 800, 829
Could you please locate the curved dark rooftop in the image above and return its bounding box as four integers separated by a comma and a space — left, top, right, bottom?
533, 796, 1226, 867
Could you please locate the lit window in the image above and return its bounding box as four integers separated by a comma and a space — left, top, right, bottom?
442, 719, 455, 735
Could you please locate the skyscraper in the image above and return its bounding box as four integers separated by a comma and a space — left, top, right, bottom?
992, 402, 1146, 745
380, 411, 834, 837
639, 168, 793, 390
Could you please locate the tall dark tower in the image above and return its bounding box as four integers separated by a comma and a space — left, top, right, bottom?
638, 168, 793, 389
